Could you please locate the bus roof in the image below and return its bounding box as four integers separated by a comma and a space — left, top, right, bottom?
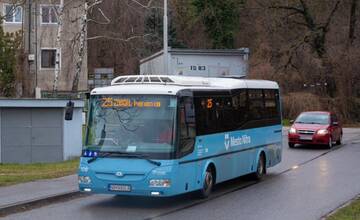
91, 75, 279, 96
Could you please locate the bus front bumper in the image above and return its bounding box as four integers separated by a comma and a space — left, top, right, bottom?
79, 180, 176, 197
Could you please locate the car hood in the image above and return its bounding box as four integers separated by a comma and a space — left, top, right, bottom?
293, 123, 329, 131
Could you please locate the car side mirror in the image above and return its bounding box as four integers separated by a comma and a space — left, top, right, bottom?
289, 120, 294, 124
65, 101, 74, 121
332, 121, 339, 126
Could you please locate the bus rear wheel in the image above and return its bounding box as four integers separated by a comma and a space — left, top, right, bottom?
251, 153, 265, 181
198, 167, 214, 199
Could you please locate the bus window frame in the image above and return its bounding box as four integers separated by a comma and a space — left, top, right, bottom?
176, 90, 196, 158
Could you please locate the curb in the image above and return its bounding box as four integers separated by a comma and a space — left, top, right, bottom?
321, 194, 360, 220
0, 190, 83, 217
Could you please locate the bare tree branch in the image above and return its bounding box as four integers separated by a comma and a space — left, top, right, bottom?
88, 8, 110, 25
127, 0, 163, 10
269, 5, 304, 15
348, 0, 358, 45
322, 0, 340, 31
87, 33, 152, 41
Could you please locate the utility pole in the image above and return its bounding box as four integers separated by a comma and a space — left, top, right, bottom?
163, 0, 168, 75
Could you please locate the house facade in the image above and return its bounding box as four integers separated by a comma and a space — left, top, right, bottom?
0, 0, 88, 97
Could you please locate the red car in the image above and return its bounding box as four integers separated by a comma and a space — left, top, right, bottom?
288, 111, 343, 148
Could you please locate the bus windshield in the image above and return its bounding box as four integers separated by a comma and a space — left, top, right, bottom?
85, 95, 177, 159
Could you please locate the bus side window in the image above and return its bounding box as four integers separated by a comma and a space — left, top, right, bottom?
248, 89, 264, 120
234, 90, 248, 128
264, 89, 277, 118
179, 97, 196, 157
194, 97, 217, 135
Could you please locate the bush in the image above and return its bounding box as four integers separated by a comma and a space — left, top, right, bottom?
282, 92, 323, 120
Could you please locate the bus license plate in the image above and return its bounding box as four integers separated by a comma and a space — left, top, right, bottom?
109, 184, 131, 192
300, 135, 313, 140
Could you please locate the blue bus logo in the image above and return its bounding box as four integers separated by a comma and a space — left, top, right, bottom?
224, 134, 231, 150
115, 171, 124, 177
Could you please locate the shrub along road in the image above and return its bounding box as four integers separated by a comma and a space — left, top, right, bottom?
2, 128, 360, 220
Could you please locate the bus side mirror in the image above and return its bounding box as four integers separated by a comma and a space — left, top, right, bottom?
85, 92, 90, 100
65, 101, 74, 121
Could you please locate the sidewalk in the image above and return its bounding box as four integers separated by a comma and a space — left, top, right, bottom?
0, 174, 78, 212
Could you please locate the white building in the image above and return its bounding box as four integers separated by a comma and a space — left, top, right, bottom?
140, 48, 250, 78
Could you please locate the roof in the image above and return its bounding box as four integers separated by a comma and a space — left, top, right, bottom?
0, 99, 84, 108
140, 48, 250, 64
300, 111, 331, 115
91, 75, 279, 96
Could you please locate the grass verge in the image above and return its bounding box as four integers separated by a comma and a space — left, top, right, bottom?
283, 119, 291, 127
327, 198, 360, 220
0, 159, 79, 187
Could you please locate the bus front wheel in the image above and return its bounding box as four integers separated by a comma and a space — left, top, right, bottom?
251, 153, 266, 181
198, 167, 214, 199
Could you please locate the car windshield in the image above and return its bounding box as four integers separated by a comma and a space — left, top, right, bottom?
85, 95, 177, 159
295, 113, 329, 125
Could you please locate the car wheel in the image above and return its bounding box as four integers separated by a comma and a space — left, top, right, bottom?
328, 137, 333, 149
336, 134, 342, 145
251, 153, 266, 181
288, 142, 295, 148
198, 167, 214, 199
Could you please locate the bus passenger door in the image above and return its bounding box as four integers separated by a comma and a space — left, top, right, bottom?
178, 94, 197, 192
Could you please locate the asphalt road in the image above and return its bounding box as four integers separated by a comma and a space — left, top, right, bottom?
3, 128, 360, 220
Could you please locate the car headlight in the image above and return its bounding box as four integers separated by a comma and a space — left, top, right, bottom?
289, 127, 297, 134
317, 129, 329, 135
78, 176, 92, 184
149, 179, 171, 188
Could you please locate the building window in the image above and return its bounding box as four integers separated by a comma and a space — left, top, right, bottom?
4, 4, 22, 23
41, 5, 58, 24
41, 49, 57, 69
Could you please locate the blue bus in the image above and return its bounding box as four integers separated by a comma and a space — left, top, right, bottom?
78, 75, 282, 198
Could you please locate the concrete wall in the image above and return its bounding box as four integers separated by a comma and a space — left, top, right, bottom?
170, 54, 248, 77
63, 108, 83, 160
140, 49, 249, 78
0, 108, 2, 163
140, 53, 165, 75
0, 99, 84, 163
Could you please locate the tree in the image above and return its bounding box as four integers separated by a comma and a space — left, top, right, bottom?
144, 6, 186, 56
348, 0, 358, 45
270, 0, 340, 59
192, 0, 244, 49
0, 22, 22, 97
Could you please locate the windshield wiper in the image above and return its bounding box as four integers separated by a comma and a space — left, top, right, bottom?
87, 151, 161, 166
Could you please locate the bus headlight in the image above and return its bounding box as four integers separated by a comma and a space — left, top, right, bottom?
149, 179, 171, 188
78, 176, 92, 184
289, 127, 297, 134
